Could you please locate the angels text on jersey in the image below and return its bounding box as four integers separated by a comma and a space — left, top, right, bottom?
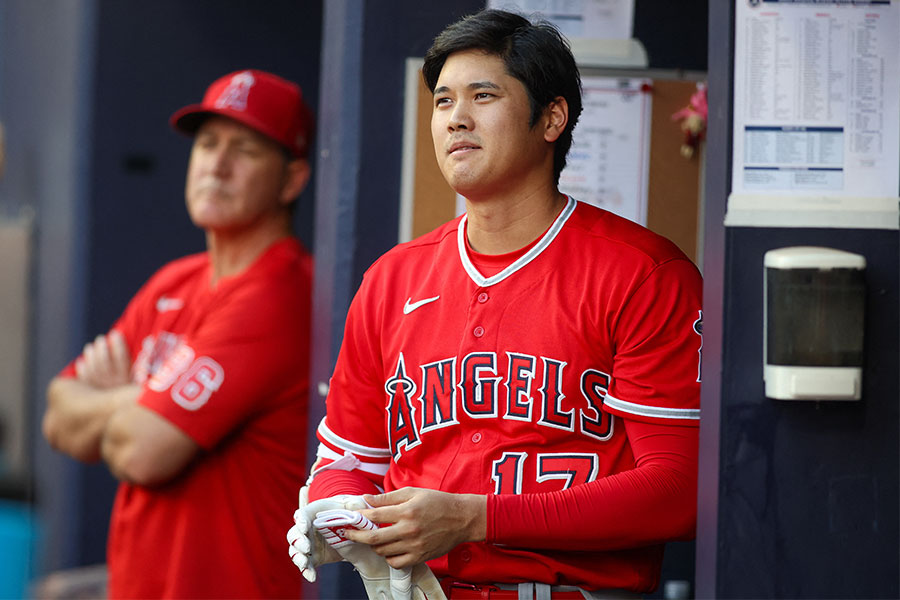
384, 351, 616, 462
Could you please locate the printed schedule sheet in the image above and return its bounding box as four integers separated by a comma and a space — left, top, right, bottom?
732, 0, 899, 199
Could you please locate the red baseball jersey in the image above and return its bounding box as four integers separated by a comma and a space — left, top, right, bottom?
60, 238, 312, 599
314, 198, 702, 592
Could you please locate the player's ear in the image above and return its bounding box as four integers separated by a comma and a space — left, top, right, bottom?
280, 158, 311, 205
543, 96, 568, 144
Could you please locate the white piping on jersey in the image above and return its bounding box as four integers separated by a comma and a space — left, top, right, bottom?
317, 418, 393, 458
314, 448, 362, 472
457, 195, 577, 288
604, 394, 700, 421
314, 444, 390, 477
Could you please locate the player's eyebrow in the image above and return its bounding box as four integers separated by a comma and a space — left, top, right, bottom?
469, 81, 501, 91
433, 81, 502, 96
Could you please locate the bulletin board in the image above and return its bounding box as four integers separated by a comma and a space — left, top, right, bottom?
399, 61, 705, 264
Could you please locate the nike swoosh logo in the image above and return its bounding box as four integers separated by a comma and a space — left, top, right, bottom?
403, 295, 440, 315
156, 296, 184, 313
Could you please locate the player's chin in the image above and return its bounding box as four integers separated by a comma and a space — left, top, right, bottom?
188, 216, 225, 231
187, 208, 238, 231
440, 160, 474, 184
444, 173, 481, 199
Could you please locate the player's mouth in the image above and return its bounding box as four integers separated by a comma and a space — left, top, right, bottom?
448, 140, 481, 155
195, 177, 231, 195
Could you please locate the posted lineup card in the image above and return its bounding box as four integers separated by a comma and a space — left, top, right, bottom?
558, 76, 652, 225
732, 0, 899, 199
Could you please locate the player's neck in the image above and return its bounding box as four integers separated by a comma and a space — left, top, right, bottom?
204, 217, 292, 286
463, 187, 566, 255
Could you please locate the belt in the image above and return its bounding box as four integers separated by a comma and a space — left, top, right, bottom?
442, 581, 642, 600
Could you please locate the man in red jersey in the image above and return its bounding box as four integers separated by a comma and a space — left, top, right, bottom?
43, 69, 314, 599
289, 9, 702, 600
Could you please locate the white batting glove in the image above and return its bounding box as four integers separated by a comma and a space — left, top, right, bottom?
287, 486, 361, 582
312, 508, 447, 600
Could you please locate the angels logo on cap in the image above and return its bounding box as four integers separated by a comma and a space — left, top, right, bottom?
214, 71, 255, 112
170, 69, 314, 158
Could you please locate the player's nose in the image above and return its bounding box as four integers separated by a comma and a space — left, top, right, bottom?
207, 146, 234, 176
448, 101, 473, 131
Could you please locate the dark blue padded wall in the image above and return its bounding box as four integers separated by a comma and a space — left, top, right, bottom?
716, 227, 899, 598
633, 0, 707, 71
76, 0, 321, 567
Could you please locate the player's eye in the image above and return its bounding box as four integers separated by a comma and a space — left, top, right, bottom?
435, 96, 452, 108
195, 135, 217, 149
474, 92, 495, 100
237, 145, 261, 156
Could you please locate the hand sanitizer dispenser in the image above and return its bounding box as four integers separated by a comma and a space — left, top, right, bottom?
763, 247, 866, 401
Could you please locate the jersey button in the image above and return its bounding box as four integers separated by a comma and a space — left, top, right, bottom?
477, 292, 489, 303
473, 326, 485, 338
471, 432, 482, 443
460, 549, 471, 562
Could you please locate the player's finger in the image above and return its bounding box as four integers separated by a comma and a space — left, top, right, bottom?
300, 566, 317, 583
287, 525, 316, 581
342, 525, 381, 547
363, 487, 415, 508
289, 548, 311, 575
74, 357, 87, 381
81, 341, 100, 381
289, 530, 311, 554
410, 563, 445, 600
287, 523, 301, 545
293, 509, 312, 534
90, 335, 114, 380
358, 504, 405, 530
384, 551, 418, 571
108, 330, 131, 381
287, 523, 307, 548
390, 566, 413, 600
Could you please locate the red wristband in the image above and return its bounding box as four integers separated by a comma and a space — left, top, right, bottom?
308, 468, 381, 501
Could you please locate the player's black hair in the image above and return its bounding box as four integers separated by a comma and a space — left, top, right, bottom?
423, 9, 583, 184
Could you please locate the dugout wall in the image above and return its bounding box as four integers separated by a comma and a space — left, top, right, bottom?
696, 2, 899, 598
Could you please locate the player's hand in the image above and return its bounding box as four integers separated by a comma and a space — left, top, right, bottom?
287, 486, 371, 582
311, 505, 446, 600
346, 487, 487, 569
74, 330, 132, 389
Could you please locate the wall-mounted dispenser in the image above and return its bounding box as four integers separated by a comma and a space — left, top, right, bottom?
763, 246, 866, 401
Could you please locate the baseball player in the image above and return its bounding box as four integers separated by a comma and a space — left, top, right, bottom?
43, 70, 315, 598
288, 9, 702, 600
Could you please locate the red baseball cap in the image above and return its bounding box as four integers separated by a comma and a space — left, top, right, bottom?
170, 69, 314, 159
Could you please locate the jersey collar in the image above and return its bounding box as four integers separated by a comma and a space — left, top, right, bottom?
457, 196, 577, 288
